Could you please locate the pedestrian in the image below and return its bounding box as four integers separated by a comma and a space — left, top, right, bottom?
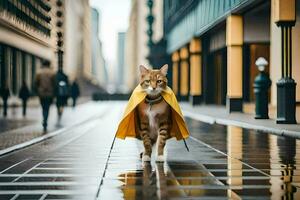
70, 79, 80, 107
35, 60, 55, 132
18, 81, 31, 116
55, 69, 69, 118
1, 84, 10, 117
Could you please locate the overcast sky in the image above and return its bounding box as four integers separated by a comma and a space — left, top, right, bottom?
90, 0, 131, 79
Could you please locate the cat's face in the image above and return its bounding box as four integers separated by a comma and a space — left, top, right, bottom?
139, 64, 168, 97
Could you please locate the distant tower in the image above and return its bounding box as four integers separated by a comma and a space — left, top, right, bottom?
117, 32, 126, 92
91, 7, 100, 38
91, 8, 107, 88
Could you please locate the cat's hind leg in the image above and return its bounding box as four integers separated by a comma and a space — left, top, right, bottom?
156, 124, 168, 162
156, 138, 165, 162
140, 125, 152, 162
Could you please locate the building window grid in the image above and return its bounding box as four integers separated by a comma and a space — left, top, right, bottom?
0, 0, 51, 36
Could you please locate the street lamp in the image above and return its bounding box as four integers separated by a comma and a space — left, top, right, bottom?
56, 0, 64, 71
255, 57, 268, 72
146, 0, 154, 48
273, 0, 297, 124
253, 57, 271, 119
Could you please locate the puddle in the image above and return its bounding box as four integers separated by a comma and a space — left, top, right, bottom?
115, 161, 221, 199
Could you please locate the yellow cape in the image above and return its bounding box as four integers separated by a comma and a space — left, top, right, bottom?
116, 85, 189, 140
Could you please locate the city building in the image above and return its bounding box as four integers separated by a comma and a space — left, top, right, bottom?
0, 0, 100, 101
91, 8, 107, 89
0, 0, 54, 97
64, 0, 92, 81
116, 32, 126, 92
124, 0, 165, 91
124, 0, 150, 91
157, 0, 300, 123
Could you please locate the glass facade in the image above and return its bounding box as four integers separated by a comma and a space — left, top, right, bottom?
164, 0, 254, 53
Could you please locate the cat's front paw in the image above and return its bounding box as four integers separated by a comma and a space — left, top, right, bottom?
142, 155, 151, 162
155, 155, 165, 162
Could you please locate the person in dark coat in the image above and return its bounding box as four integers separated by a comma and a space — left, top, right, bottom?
1, 84, 10, 117
55, 69, 69, 118
70, 80, 80, 107
19, 81, 31, 116
35, 60, 55, 131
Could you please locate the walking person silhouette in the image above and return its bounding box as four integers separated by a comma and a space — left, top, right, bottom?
35, 60, 55, 132
19, 81, 31, 116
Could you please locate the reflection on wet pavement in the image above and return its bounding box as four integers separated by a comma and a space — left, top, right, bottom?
100, 117, 300, 199
186, 118, 300, 199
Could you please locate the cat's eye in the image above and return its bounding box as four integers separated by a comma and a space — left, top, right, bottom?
145, 80, 150, 84
157, 80, 162, 84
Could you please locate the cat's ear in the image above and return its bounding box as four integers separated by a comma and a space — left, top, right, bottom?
160, 64, 168, 76
139, 65, 149, 76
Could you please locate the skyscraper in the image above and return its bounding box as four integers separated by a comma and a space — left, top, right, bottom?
116, 32, 126, 92
64, 0, 92, 81
91, 8, 107, 89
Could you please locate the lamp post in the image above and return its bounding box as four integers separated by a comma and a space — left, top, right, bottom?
56, 0, 64, 71
146, 0, 154, 49
273, 0, 297, 124
253, 57, 271, 119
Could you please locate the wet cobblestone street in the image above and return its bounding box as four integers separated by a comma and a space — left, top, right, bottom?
0, 102, 299, 199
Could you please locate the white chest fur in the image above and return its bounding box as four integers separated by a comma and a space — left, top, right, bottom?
145, 102, 166, 140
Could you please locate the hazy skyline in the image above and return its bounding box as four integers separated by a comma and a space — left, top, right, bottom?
90, 0, 131, 84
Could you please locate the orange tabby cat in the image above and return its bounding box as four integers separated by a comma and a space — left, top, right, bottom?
135, 64, 171, 162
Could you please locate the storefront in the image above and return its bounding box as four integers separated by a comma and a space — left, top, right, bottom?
0, 44, 42, 95
204, 28, 227, 105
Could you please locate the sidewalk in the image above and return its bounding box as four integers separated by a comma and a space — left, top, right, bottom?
243, 103, 300, 121
181, 103, 300, 139
0, 96, 91, 132
0, 99, 106, 155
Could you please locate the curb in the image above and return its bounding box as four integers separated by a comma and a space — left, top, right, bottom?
183, 110, 300, 139
183, 110, 215, 124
